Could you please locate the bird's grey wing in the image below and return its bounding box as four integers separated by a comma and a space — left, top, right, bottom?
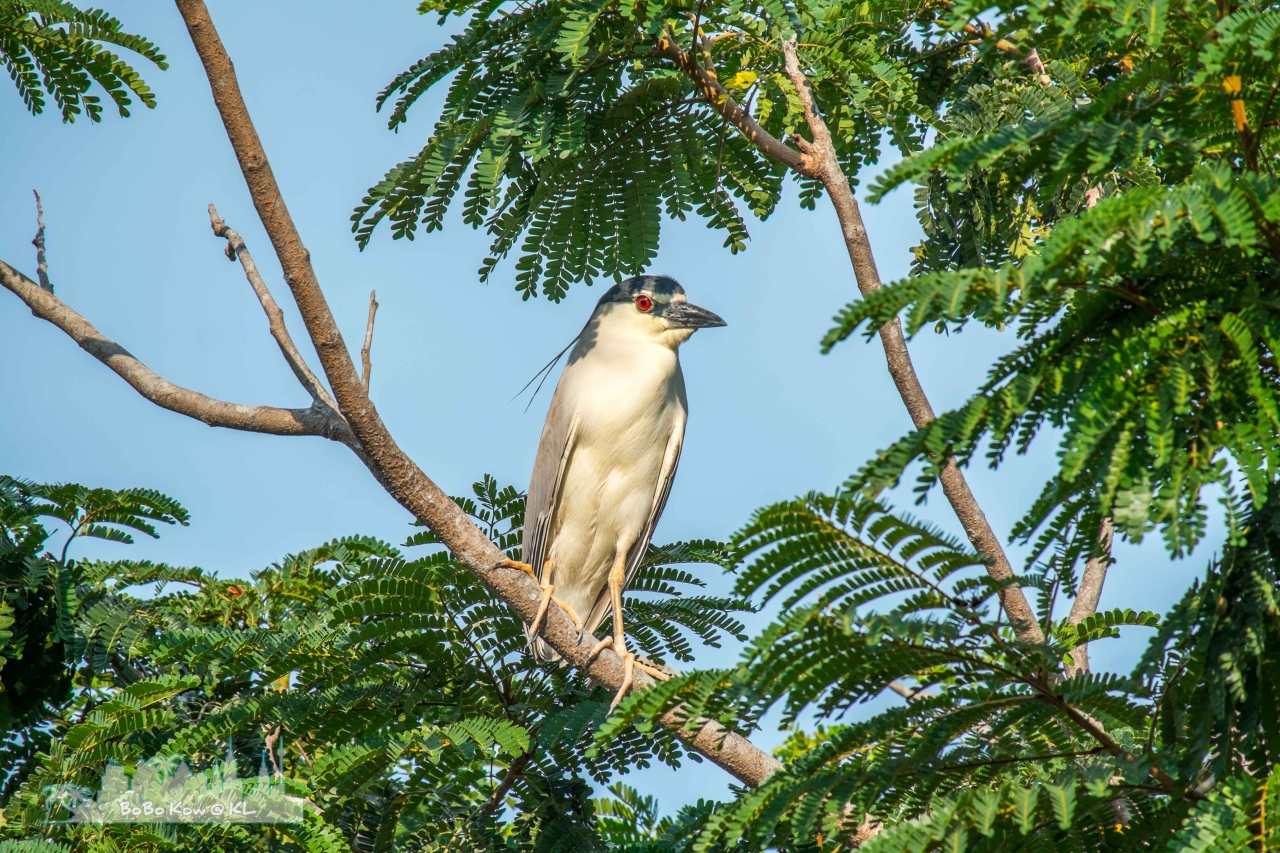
583, 420, 685, 636
523, 394, 579, 586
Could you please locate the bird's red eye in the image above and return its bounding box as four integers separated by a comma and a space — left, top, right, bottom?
636, 295, 653, 312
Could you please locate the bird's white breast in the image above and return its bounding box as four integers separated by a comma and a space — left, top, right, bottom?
544, 327, 688, 625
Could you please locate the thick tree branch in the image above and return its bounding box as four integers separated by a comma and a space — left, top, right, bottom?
171, 0, 782, 788
771, 36, 1045, 645
32, 190, 51, 292
207, 204, 339, 412
1065, 517, 1114, 676
361, 289, 377, 393
0, 259, 358, 447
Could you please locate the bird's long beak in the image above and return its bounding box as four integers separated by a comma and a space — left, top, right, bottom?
665, 302, 727, 329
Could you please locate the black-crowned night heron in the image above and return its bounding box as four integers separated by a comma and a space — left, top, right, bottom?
499, 275, 726, 708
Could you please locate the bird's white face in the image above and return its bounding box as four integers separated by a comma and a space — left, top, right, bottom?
594, 289, 726, 351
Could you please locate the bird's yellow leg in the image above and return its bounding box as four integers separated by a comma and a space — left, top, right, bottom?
606, 550, 639, 711
507, 559, 584, 639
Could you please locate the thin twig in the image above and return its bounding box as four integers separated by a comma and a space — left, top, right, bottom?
470, 750, 533, 823
32, 190, 52, 293
207, 204, 339, 412
0, 259, 359, 448
361, 289, 378, 394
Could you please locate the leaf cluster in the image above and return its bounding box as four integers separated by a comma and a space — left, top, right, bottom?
354, 0, 947, 300
822, 0, 1280, 571
0, 0, 165, 122
0, 473, 750, 853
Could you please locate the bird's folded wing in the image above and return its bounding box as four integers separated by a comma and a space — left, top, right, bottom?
585, 419, 685, 633
523, 397, 579, 585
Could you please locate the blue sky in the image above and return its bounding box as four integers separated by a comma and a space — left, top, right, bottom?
1, 1, 1223, 809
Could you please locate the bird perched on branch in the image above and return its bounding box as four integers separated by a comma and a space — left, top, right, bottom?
499, 275, 726, 708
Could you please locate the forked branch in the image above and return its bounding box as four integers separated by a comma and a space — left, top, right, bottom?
783, 36, 1045, 645
208, 204, 339, 412
0, 259, 357, 448
1065, 517, 1115, 676
650, 30, 1044, 644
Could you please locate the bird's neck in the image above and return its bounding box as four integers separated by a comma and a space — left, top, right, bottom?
573, 317, 682, 378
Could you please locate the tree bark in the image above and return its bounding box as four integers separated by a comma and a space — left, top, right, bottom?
1065, 517, 1114, 676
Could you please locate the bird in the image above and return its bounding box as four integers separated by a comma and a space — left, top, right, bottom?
498, 274, 726, 709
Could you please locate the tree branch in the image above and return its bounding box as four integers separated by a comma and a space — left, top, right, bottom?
170, 0, 782, 788
655, 28, 1046, 643
32, 190, 51, 293
773, 36, 1045, 645
208, 204, 339, 412
1065, 517, 1114, 676
654, 33, 812, 176
361, 289, 377, 393
0, 259, 358, 448
470, 749, 533, 823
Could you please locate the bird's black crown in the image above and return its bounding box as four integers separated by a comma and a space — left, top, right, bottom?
596, 275, 685, 306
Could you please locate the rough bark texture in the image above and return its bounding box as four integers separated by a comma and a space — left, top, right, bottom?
168, 0, 782, 788
1065, 517, 1114, 676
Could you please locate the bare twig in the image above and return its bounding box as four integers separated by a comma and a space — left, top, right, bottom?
1065, 517, 1114, 676
0, 259, 359, 448
361, 289, 378, 393
32, 190, 51, 293
208, 204, 339, 412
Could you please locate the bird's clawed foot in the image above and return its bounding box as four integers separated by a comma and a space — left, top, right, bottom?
598, 647, 674, 712
496, 558, 536, 577
529, 583, 583, 637
584, 635, 614, 665
498, 559, 582, 638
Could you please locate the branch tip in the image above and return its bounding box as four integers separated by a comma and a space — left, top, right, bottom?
361, 289, 378, 394
207, 204, 337, 411
32, 190, 52, 293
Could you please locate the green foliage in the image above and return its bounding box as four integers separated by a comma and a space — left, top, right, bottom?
354, 0, 943, 299
0, 474, 749, 852
820, 0, 1280, 572
608, 483, 1280, 852
0, 0, 166, 122
0, 475, 186, 800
